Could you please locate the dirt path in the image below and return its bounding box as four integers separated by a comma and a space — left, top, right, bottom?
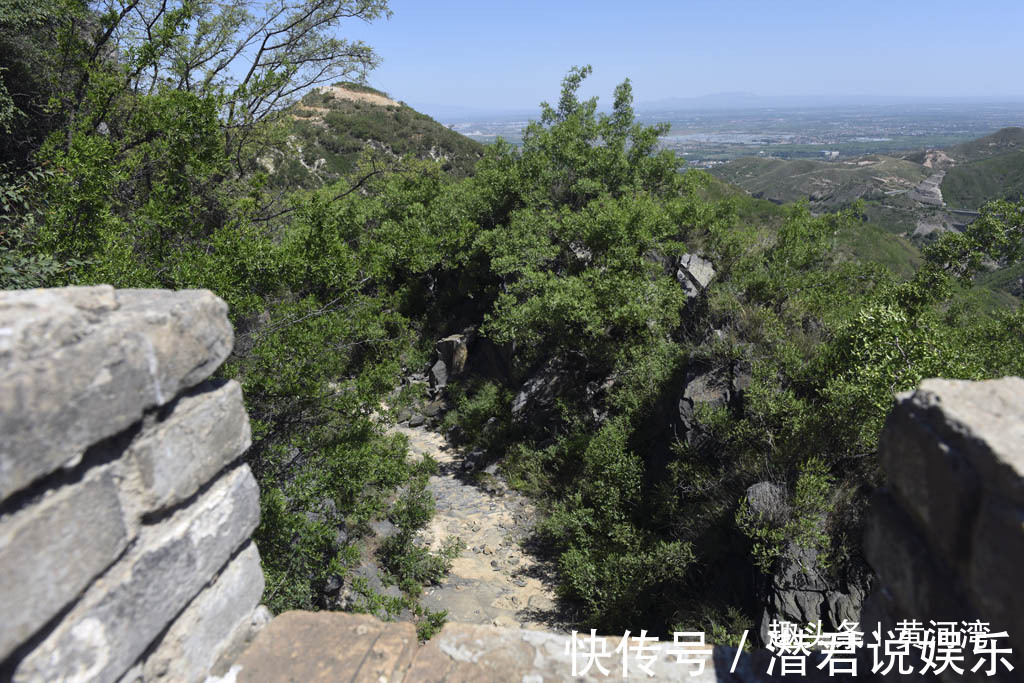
390, 424, 566, 631
909, 170, 946, 206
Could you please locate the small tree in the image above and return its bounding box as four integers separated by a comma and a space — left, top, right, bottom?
40, 0, 389, 169
17, 0, 391, 283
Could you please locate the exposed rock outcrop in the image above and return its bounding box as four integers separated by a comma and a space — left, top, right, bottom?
428, 332, 469, 390
644, 250, 716, 298
672, 361, 751, 445
745, 482, 789, 526
676, 253, 716, 297
511, 358, 571, 426
861, 377, 1024, 680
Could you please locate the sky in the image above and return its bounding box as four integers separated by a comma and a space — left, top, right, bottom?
339, 0, 1024, 116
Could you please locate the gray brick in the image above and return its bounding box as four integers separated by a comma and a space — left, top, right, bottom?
123, 380, 251, 515
14, 466, 259, 683
0, 288, 233, 501
140, 543, 264, 683
0, 469, 129, 661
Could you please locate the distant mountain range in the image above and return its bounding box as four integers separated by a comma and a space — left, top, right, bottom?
638, 93, 1024, 111
408, 94, 1024, 121
405, 102, 537, 122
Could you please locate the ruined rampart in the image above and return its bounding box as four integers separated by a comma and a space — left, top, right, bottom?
0, 286, 266, 682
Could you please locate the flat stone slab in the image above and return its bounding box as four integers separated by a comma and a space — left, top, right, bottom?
228, 611, 837, 682
232, 611, 417, 682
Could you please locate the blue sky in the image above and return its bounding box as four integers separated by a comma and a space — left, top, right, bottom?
341, 1, 1024, 114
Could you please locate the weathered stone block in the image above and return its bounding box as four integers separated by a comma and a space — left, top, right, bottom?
0, 286, 118, 369
109, 289, 234, 402
0, 468, 129, 662
0, 287, 233, 500
878, 406, 980, 568
906, 377, 1024, 505
137, 542, 264, 683
863, 489, 974, 623
428, 358, 448, 389
676, 253, 715, 298
123, 380, 251, 514
14, 466, 259, 683
968, 496, 1024, 662
233, 611, 417, 682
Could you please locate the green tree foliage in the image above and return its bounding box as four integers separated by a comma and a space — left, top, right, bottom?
34, 0, 390, 165
0, 0, 474, 633
0, 0, 67, 164
430, 69, 1024, 638
425, 68, 729, 631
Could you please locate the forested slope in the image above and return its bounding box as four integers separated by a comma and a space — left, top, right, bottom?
268, 83, 484, 186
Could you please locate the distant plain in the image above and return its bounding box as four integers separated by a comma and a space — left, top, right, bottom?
442, 101, 1024, 164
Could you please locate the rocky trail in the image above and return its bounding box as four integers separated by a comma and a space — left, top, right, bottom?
389, 422, 567, 632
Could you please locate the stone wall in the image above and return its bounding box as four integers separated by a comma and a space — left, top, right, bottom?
863, 376, 1024, 680
0, 286, 267, 683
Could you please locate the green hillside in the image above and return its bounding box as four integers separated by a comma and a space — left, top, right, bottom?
941, 148, 1024, 209
711, 128, 1024, 216
710, 155, 929, 210
947, 126, 1024, 163
269, 83, 484, 186
699, 173, 924, 278
708, 140, 1024, 299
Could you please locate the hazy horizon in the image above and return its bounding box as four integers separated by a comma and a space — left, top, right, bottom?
341, 0, 1024, 118
407, 93, 1024, 123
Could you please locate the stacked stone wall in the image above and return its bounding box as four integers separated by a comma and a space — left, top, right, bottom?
0, 286, 267, 683
863, 376, 1024, 681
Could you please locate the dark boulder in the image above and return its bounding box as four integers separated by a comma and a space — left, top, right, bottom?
745, 481, 789, 526
673, 366, 731, 445
511, 360, 568, 423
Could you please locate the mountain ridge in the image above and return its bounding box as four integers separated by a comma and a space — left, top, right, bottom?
266, 82, 485, 186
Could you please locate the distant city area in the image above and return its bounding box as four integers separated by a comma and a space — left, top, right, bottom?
444, 102, 1024, 165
